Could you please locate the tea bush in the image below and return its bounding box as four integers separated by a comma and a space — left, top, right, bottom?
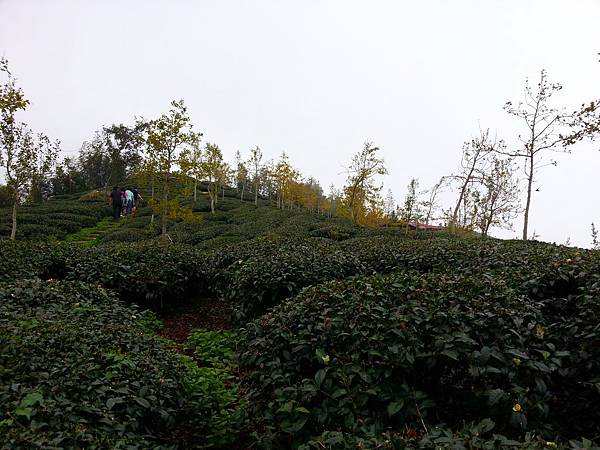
205, 236, 365, 321
0, 240, 73, 281
239, 268, 600, 448
0, 240, 209, 309
65, 242, 206, 308
0, 199, 108, 240
309, 225, 358, 241
0, 279, 218, 448
185, 329, 245, 448
298, 425, 589, 449
341, 235, 577, 284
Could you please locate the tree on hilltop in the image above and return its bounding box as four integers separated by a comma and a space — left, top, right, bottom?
422, 177, 447, 224
143, 99, 201, 239
202, 142, 226, 213
400, 178, 424, 232
0, 58, 58, 240
500, 69, 569, 240
179, 137, 204, 203
474, 156, 521, 236
449, 129, 499, 227
248, 146, 263, 206
234, 150, 249, 201
342, 141, 387, 224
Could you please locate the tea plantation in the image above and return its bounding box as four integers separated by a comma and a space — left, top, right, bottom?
1, 194, 599, 449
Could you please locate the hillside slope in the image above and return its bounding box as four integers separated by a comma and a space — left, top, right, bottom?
1, 190, 599, 449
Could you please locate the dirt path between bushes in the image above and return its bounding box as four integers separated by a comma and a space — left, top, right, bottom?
158, 297, 232, 345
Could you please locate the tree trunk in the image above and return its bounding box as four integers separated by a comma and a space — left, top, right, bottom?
194, 179, 197, 203
209, 181, 216, 214
254, 181, 258, 206
10, 200, 17, 240
425, 205, 432, 224
150, 180, 155, 225
161, 213, 167, 238
222, 185, 225, 200
240, 184, 245, 201
452, 177, 472, 225
522, 155, 534, 240
161, 171, 169, 240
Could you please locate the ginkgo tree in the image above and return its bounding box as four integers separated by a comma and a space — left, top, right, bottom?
143, 99, 201, 238
248, 145, 263, 206
202, 142, 227, 213
0, 58, 58, 240
342, 141, 387, 224
179, 137, 204, 204
272, 152, 298, 209
234, 150, 249, 201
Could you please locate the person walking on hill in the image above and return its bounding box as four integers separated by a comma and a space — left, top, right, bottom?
132, 186, 143, 214
125, 188, 134, 215
109, 186, 122, 220
120, 188, 127, 217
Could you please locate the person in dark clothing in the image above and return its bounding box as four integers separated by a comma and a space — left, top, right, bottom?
132, 186, 143, 215
109, 186, 122, 220
120, 187, 127, 217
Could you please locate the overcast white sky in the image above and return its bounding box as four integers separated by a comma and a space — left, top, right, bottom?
1, 0, 599, 246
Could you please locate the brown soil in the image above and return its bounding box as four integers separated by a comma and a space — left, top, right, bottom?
158, 297, 232, 345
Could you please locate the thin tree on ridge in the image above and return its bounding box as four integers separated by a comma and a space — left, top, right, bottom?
499, 69, 569, 240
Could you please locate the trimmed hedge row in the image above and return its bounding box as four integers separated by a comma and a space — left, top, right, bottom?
0, 241, 203, 308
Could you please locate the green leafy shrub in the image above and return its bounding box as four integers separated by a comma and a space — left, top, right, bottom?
10, 223, 67, 240
0, 240, 73, 281
208, 236, 365, 321
341, 236, 577, 283
299, 424, 579, 449
0, 280, 217, 448
185, 224, 233, 244
65, 242, 206, 308
184, 329, 245, 448
119, 216, 153, 229
239, 268, 600, 448
309, 225, 357, 241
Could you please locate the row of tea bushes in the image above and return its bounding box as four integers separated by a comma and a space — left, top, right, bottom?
341, 235, 574, 279
0, 280, 223, 448
0, 240, 204, 308
239, 268, 600, 448
0, 234, 594, 309
0, 199, 109, 240
65, 242, 206, 308
297, 427, 597, 449
1, 234, 595, 317
207, 236, 366, 321
0, 241, 75, 282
